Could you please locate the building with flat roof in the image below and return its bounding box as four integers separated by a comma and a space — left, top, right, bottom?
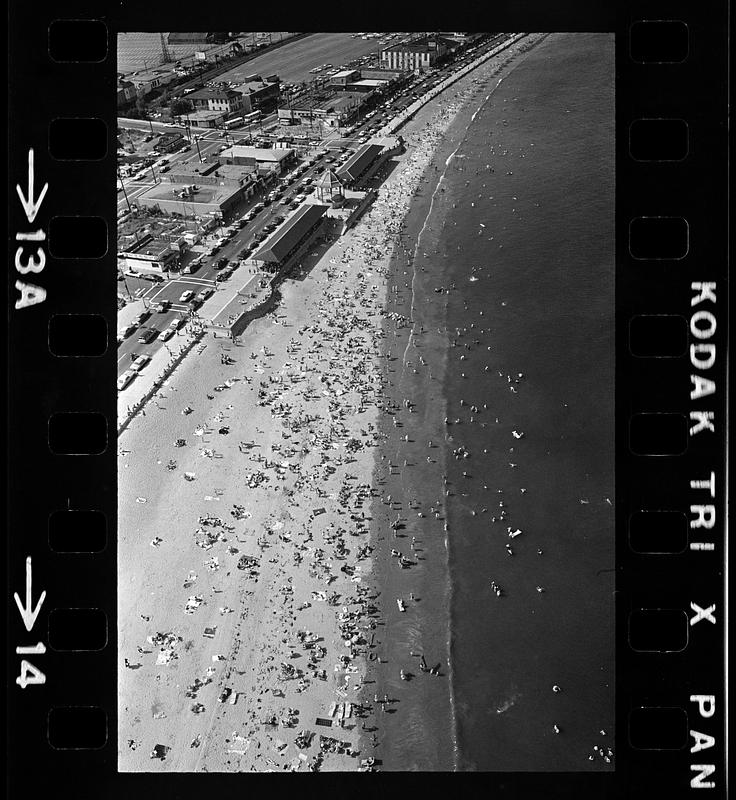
218, 145, 295, 173
345, 79, 386, 93
200, 271, 274, 338
117, 234, 179, 274
329, 69, 360, 86
250, 203, 329, 273
165, 160, 258, 190
135, 180, 246, 219
185, 109, 229, 128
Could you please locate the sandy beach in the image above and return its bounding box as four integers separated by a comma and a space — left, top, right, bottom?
118, 33, 549, 772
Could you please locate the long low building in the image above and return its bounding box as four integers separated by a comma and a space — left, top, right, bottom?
250, 203, 330, 273
336, 136, 405, 187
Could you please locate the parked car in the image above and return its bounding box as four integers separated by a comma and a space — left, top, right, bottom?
120, 323, 136, 339
182, 260, 201, 275
196, 288, 213, 303
142, 273, 164, 283
158, 327, 175, 342
137, 327, 159, 344
117, 370, 136, 390
131, 354, 151, 372
178, 290, 194, 302
153, 300, 171, 313
214, 257, 228, 270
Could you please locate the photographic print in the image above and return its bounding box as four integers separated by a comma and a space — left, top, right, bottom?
116, 30, 615, 772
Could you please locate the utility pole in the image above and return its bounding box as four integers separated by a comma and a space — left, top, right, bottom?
194, 135, 204, 163
120, 270, 133, 299
118, 169, 132, 212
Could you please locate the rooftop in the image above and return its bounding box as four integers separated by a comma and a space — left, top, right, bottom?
187, 86, 243, 101
337, 143, 385, 182
251, 203, 329, 264
120, 234, 172, 258
220, 146, 293, 163
348, 79, 387, 88
285, 92, 363, 113
382, 36, 453, 53
138, 181, 242, 206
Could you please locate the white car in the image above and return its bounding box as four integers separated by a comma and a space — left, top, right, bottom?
196, 288, 214, 302
131, 354, 151, 372
117, 370, 136, 390
179, 290, 194, 302
158, 327, 175, 342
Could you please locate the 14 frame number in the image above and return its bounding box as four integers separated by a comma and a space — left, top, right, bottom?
13, 556, 47, 688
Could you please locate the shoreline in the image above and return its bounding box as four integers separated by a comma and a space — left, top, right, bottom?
360, 34, 549, 770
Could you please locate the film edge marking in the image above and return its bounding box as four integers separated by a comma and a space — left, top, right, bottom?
14, 147, 49, 309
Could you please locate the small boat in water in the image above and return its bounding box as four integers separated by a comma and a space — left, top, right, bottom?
397, 598, 406, 612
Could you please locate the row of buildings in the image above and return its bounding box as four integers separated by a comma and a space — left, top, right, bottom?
118, 135, 403, 277
119, 32, 482, 115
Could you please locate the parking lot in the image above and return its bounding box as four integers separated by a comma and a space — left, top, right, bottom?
144, 276, 217, 309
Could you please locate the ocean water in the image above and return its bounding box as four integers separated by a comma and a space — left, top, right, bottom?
431, 33, 616, 771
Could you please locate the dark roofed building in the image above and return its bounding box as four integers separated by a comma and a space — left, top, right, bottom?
336, 143, 385, 186
251, 203, 329, 272
157, 131, 186, 153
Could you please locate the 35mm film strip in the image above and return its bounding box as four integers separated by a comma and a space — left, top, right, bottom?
6, 2, 728, 796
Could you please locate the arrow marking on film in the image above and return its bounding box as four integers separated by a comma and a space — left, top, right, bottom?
14, 556, 46, 632
16, 149, 48, 224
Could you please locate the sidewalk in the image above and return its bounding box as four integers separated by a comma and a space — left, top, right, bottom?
118, 324, 205, 434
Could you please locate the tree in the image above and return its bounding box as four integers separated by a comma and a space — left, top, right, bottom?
170, 98, 194, 120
